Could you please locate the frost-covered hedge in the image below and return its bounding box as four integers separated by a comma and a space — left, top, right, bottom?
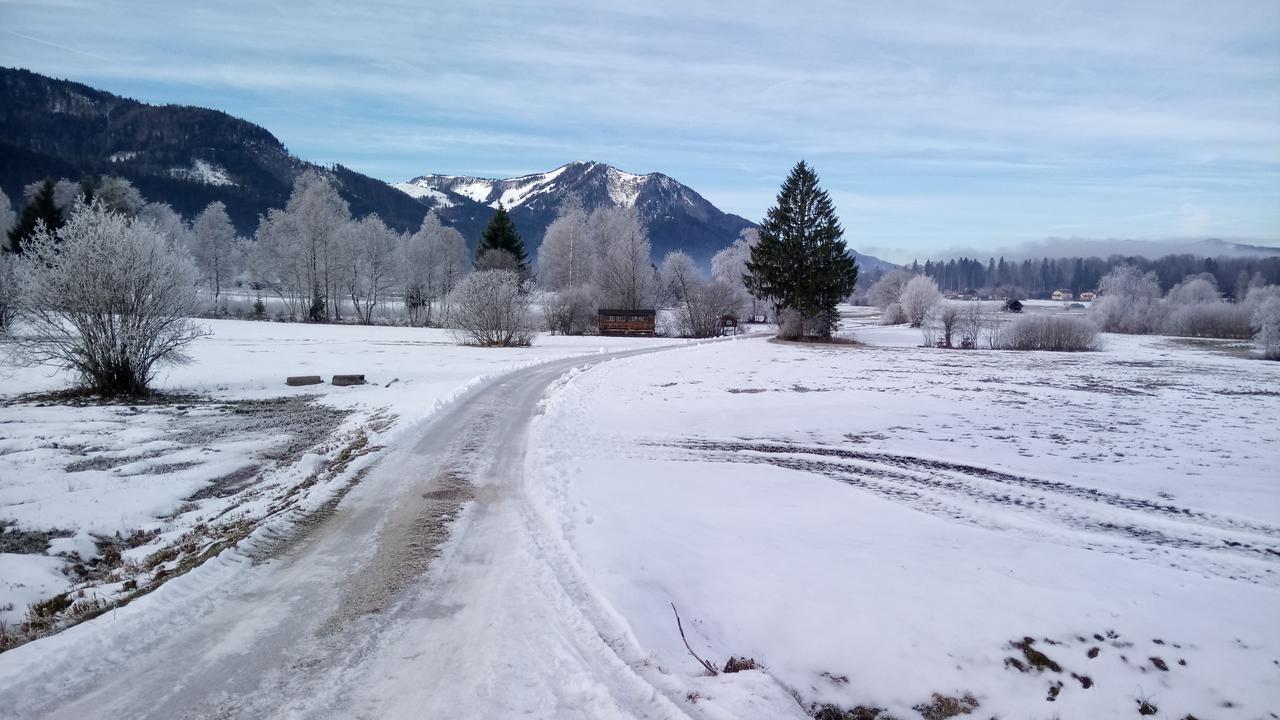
998, 315, 1101, 352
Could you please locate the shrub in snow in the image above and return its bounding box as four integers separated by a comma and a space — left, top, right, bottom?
900, 275, 941, 328
922, 302, 963, 347
541, 285, 598, 335
447, 270, 534, 347
10, 202, 207, 395
677, 279, 745, 338
475, 247, 522, 273
1166, 275, 1220, 306
999, 315, 1100, 352
1254, 296, 1280, 360
1164, 302, 1253, 339
879, 302, 907, 325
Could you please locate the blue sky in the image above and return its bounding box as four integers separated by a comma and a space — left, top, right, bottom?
2, 0, 1278, 261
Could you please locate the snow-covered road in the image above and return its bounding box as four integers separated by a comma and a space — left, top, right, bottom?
0, 348, 708, 720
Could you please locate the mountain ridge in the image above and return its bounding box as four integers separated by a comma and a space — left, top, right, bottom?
394, 160, 758, 265
1, 67, 893, 270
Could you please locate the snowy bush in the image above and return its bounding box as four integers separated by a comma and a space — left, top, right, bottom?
900, 275, 942, 328
922, 302, 963, 347
879, 302, 907, 325
10, 202, 207, 395
1166, 275, 1220, 305
541, 285, 598, 335
999, 315, 1100, 352
1164, 302, 1253, 339
447, 270, 534, 347
676, 279, 744, 338
1254, 296, 1280, 360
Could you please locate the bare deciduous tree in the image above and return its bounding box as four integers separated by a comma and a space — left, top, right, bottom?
537, 194, 595, 292
900, 275, 941, 328
94, 176, 145, 217
658, 250, 699, 307
1254, 295, 1280, 360
336, 214, 398, 325
0, 188, 14, 239
188, 201, 239, 311
1091, 265, 1163, 334
590, 206, 654, 310
10, 203, 207, 395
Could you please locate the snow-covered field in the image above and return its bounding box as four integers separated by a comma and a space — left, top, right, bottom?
3, 309, 1278, 719
527, 319, 1280, 718
0, 319, 682, 642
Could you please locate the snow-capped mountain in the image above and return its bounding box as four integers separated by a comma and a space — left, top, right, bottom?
394, 161, 758, 264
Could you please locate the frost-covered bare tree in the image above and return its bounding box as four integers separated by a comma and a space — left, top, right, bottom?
711, 228, 762, 318
1165, 274, 1251, 339
540, 284, 598, 335
335, 214, 398, 324
94, 176, 145, 217
476, 248, 522, 273
1167, 274, 1220, 305
658, 250, 699, 306
537, 194, 594, 291
900, 275, 941, 328
0, 254, 15, 331
249, 206, 307, 319
399, 212, 470, 326
678, 278, 744, 338
139, 202, 190, 249
537, 195, 600, 334
922, 301, 963, 347
869, 269, 915, 309
447, 270, 534, 347
26, 179, 85, 215
1254, 296, 1280, 360
0, 188, 15, 238
9, 203, 206, 395
188, 201, 239, 311
590, 206, 654, 310
250, 171, 351, 321
1091, 264, 1163, 334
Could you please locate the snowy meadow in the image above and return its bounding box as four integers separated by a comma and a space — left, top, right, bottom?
527, 313, 1280, 719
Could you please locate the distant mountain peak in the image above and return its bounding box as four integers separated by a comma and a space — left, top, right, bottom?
391, 161, 757, 264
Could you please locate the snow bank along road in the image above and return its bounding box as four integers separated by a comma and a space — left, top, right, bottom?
0, 346, 710, 720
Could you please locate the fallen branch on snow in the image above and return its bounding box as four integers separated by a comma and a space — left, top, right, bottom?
670, 602, 718, 676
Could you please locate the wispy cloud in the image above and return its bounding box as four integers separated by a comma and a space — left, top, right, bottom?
1, 0, 1276, 255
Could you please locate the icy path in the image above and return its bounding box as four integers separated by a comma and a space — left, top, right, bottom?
0, 350, 700, 720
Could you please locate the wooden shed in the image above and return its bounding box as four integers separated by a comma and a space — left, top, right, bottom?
598, 309, 656, 337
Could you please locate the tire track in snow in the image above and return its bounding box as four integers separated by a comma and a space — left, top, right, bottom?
667, 440, 1280, 585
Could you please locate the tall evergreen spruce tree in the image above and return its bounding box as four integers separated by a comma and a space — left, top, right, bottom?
745, 161, 858, 339
7, 179, 63, 254
476, 203, 527, 269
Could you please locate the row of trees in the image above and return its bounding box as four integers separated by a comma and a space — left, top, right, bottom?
1090, 265, 1280, 344
889, 253, 1280, 301
867, 263, 1280, 358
